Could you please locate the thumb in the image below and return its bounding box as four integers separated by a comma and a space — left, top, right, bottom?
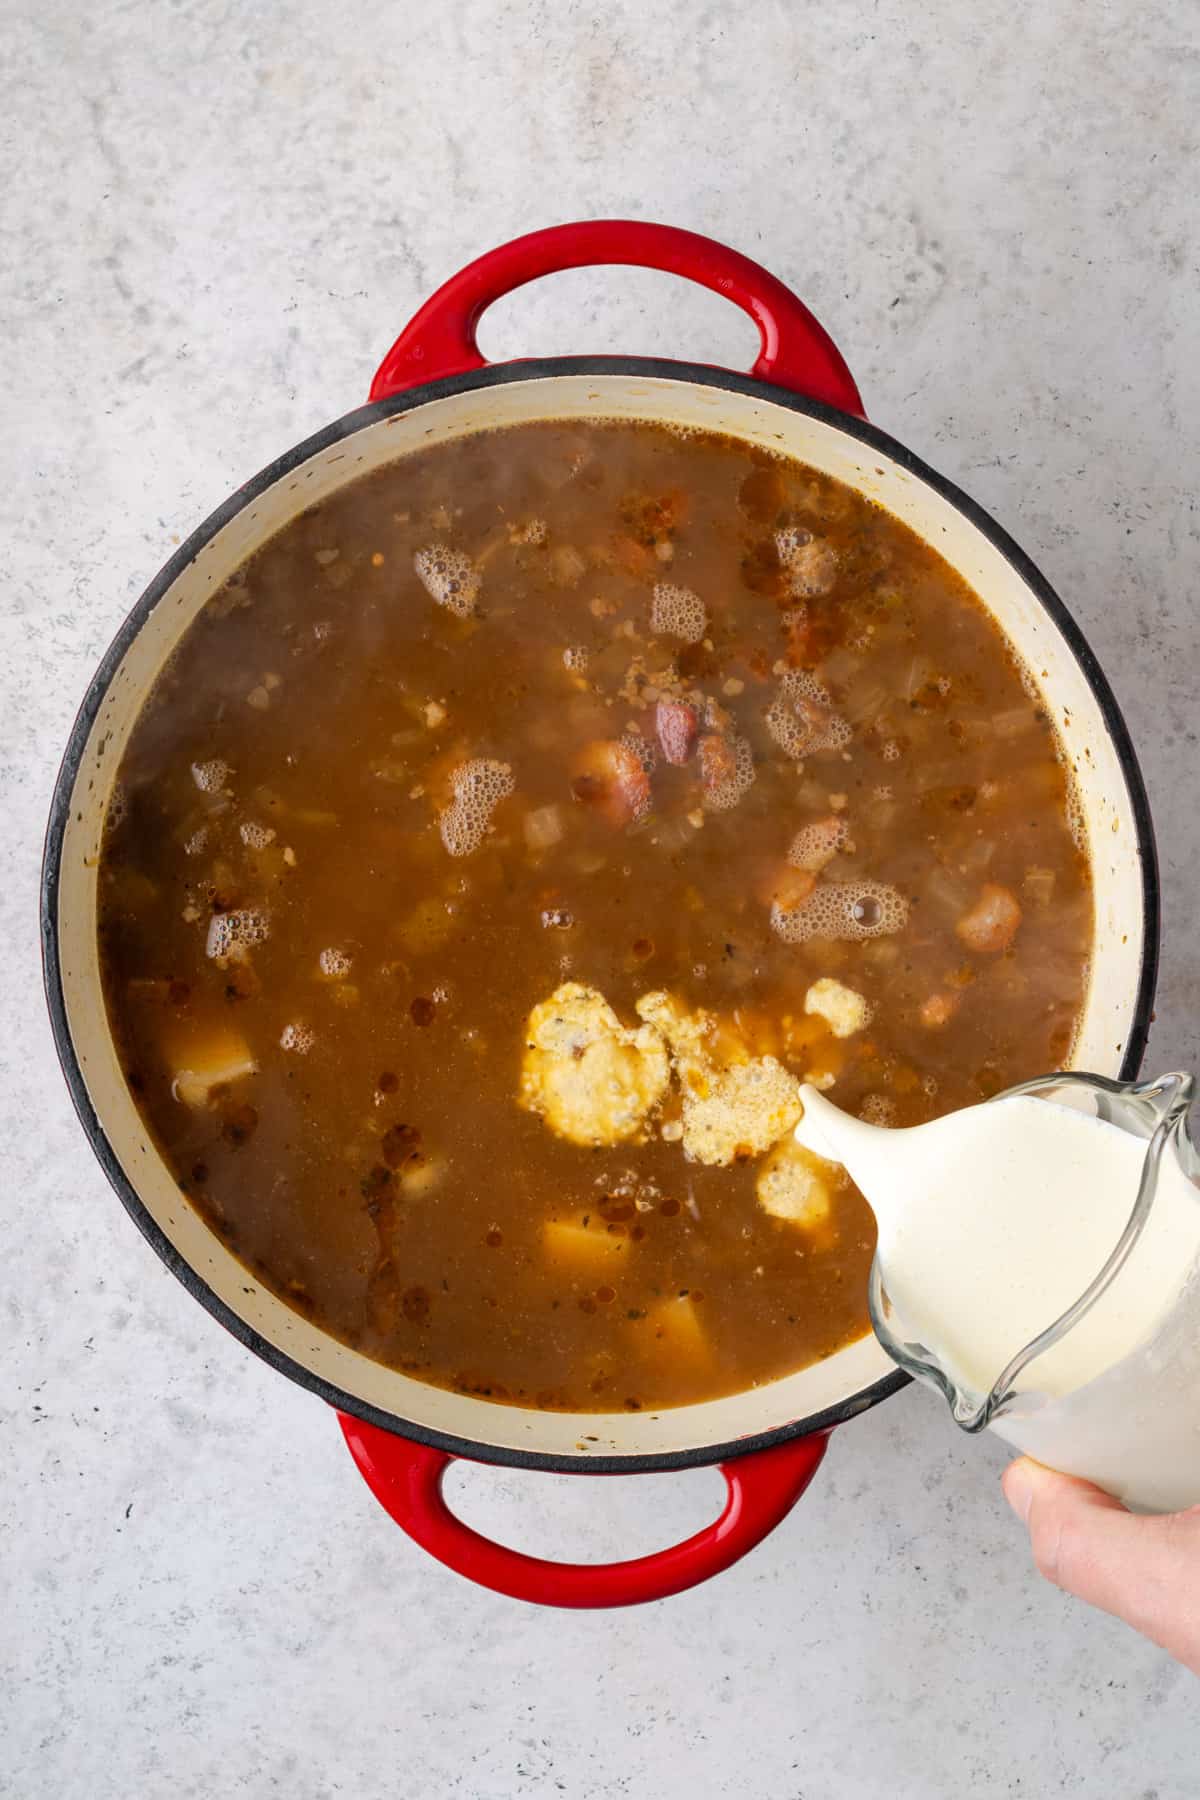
1003, 1458, 1200, 1672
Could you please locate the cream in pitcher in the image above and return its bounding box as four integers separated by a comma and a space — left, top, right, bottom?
795, 1072, 1200, 1514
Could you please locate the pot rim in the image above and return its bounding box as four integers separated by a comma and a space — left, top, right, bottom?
40, 354, 1159, 1474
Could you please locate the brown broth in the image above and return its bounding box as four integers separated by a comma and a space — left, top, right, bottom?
97, 420, 1092, 1411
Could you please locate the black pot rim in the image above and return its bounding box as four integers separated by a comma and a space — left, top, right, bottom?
40, 353, 1160, 1476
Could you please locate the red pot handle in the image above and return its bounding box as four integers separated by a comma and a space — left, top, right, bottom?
369, 219, 863, 416
338, 1412, 829, 1608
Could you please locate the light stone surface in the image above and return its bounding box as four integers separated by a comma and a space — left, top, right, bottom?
2, 3, 1199, 1795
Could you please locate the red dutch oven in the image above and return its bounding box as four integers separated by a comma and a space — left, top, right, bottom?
42, 222, 1158, 1607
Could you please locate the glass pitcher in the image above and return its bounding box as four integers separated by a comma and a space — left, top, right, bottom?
870, 1070, 1200, 1514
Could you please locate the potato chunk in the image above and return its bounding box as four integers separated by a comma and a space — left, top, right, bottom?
169, 1025, 257, 1109
519, 983, 670, 1147
543, 1219, 631, 1266
638, 1294, 711, 1363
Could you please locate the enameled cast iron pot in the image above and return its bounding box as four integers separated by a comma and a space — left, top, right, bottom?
42, 222, 1159, 1607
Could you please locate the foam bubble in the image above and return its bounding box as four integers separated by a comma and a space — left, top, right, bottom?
1060, 758, 1088, 853
881, 739, 901, 762
280, 1023, 314, 1054
563, 646, 589, 672
439, 758, 515, 856
191, 758, 230, 793
318, 947, 352, 978
770, 879, 907, 944
650, 583, 707, 643
1008, 651, 1088, 853
184, 827, 209, 857
104, 783, 128, 834
206, 908, 269, 960
700, 734, 755, 811
766, 670, 852, 759
239, 820, 276, 849
787, 817, 848, 871
621, 730, 657, 775
414, 545, 481, 617
860, 1094, 896, 1125
775, 528, 838, 597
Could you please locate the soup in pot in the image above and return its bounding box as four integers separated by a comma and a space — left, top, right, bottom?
97, 419, 1091, 1411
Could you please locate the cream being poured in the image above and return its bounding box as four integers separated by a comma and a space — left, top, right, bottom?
795, 1083, 1200, 1403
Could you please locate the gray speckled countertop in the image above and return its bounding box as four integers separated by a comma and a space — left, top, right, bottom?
3, 4, 1199, 1795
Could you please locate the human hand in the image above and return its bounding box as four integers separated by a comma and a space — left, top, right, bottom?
1003, 1458, 1200, 1673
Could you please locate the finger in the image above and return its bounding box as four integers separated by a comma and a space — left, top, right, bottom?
1003, 1457, 1128, 1528
1004, 1458, 1200, 1670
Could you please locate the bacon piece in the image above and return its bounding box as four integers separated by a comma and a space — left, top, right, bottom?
655, 698, 698, 766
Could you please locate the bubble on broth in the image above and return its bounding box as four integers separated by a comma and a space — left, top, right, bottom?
1065, 776, 1087, 853
770, 879, 907, 944
439, 758, 515, 857
239, 820, 276, 849
700, 734, 755, 811
621, 730, 658, 776
787, 817, 848, 871
104, 782, 128, 834
318, 947, 352, 978
860, 1094, 897, 1125
191, 758, 231, 793
775, 528, 838, 597
280, 1022, 314, 1054
765, 670, 851, 759
205, 908, 269, 960
414, 545, 481, 617
649, 583, 707, 643
1009, 648, 1089, 857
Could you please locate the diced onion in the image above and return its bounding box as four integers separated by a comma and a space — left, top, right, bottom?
960, 836, 996, 873
992, 705, 1039, 738
524, 804, 565, 851
903, 655, 935, 702
924, 863, 974, 918
1023, 865, 1057, 906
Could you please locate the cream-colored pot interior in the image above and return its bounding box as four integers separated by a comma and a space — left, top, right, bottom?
53, 372, 1150, 1461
